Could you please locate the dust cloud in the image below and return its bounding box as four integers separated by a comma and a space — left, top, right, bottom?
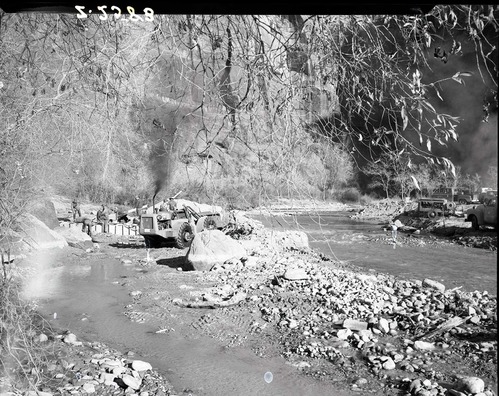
21, 251, 65, 301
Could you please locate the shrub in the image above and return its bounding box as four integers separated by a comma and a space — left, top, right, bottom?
0, 269, 52, 392
337, 187, 361, 203
359, 193, 377, 205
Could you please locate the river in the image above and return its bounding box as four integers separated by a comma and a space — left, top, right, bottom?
251, 211, 497, 295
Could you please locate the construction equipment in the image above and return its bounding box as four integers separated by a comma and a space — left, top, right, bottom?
139, 204, 227, 249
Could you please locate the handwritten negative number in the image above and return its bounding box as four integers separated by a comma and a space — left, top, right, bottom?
75, 6, 155, 22
111, 5, 121, 19
97, 5, 108, 20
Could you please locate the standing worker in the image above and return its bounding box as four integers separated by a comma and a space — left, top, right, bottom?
71, 198, 81, 222
159, 197, 172, 228
168, 197, 177, 211
75, 215, 93, 237
97, 204, 109, 233
168, 197, 178, 221
389, 219, 398, 243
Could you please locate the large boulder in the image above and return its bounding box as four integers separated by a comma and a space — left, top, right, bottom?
186, 229, 247, 271
27, 199, 59, 229
13, 214, 68, 250
54, 226, 93, 250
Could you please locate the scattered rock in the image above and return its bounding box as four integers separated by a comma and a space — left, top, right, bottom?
122, 374, 141, 390
381, 357, 396, 370
283, 267, 309, 281
63, 333, 79, 345
458, 376, 485, 394
423, 278, 446, 293
131, 360, 152, 372
414, 340, 436, 351
342, 318, 368, 331
82, 382, 96, 393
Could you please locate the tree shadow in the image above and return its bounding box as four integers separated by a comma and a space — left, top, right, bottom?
156, 256, 195, 271
109, 243, 146, 249
454, 329, 497, 343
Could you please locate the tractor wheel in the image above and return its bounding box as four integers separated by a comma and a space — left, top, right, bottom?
470, 215, 480, 231
458, 199, 467, 205
204, 216, 217, 230
175, 223, 193, 249
428, 210, 437, 219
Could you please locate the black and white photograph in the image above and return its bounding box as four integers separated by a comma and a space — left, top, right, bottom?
0, 4, 497, 396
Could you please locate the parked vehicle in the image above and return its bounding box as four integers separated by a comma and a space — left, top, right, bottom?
465, 196, 497, 230
430, 186, 478, 204
416, 198, 455, 218
478, 189, 497, 203
139, 204, 228, 248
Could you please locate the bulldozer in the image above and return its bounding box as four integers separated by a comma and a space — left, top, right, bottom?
139, 201, 227, 249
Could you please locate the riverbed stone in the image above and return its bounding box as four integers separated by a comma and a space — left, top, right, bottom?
122, 374, 142, 390
37, 333, 49, 343
63, 333, 78, 344
377, 317, 390, 333
343, 318, 368, 331
82, 382, 96, 393
423, 279, 445, 293
131, 360, 152, 372
283, 267, 309, 281
381, 357, 396, 370
337, 328, 353, 340
458, 376, 485, 394
414, 340, 436, 351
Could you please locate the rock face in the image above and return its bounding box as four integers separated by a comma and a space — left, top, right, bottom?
15, 214, 68, 250
27, 199, 60, 229
186, 229, 246, 271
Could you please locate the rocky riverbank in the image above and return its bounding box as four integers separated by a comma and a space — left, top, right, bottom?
114, 215, 497, 396
0, 331, 175, 396
1, 203, 496, 396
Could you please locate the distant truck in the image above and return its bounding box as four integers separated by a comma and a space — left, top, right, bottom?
478, 189, 497, 203
431, 186, 478, 204
416, 198, 455, 218
465, 196, 497, 230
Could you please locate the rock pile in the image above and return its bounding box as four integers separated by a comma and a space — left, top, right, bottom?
453, 235, 498, 251
351, 199, 410, 221
1, 332, 174, 396
200, 232, 497, 395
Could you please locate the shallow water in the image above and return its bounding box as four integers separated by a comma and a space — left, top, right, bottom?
252, 212, 497, 295
36, 252, 356, 396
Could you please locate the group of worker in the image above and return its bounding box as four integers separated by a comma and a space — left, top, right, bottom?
71, 199, 110, 237
71, 196, 179, 237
